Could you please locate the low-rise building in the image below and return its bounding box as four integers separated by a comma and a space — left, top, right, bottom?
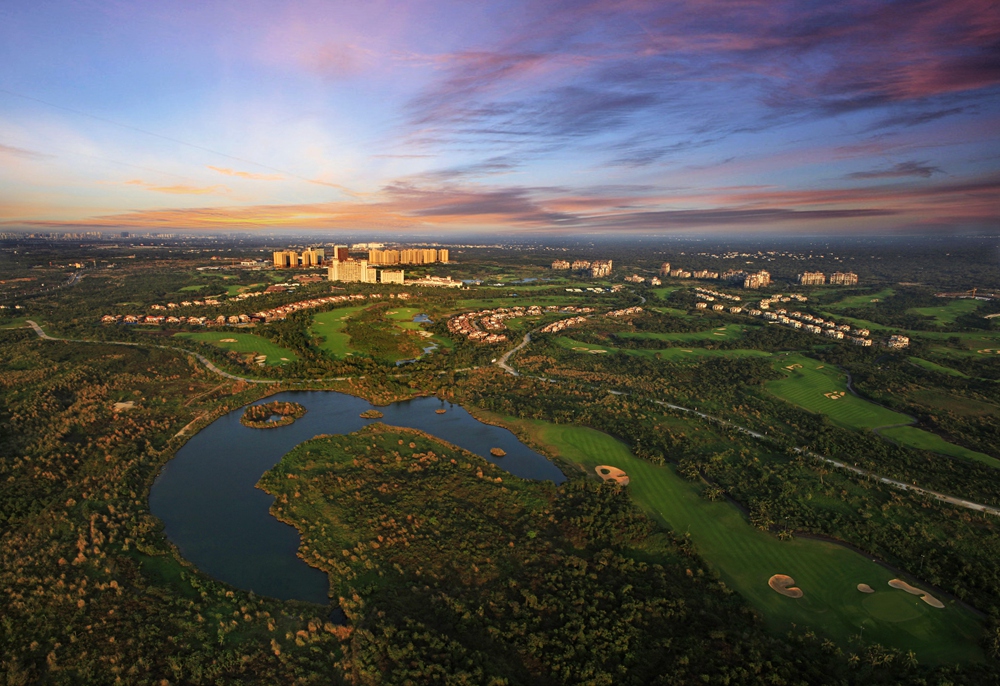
886, 334, 910, 348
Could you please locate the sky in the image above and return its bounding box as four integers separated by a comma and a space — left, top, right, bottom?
0, 0, 997, 235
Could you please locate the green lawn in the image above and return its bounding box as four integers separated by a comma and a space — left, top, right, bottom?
826, 288, 895, 310
768, 354, 910, 429
650, 306, 694, 319
173, 332, 297, 365
555, 337, 770, 362
179, 284, 208, 292
0, 316, 28, 329
879, 426, 1000, 469
651, 286, 680, 300
617, 323, 749, 343
908, 299, 982, 325
309, 305, 369, 357
523, 421, 983, 663
908, 356, 969, 378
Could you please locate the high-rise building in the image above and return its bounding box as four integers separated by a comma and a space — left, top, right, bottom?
328, 259, 376, 283
438, 249, 449, 263
829, 271, 858, 285
590, 260, 612, 278
551, 260, 571, 269
743, 270, 771, 289
571, 260, 591, 271
379, 269, 404, 284
273, 250, 300, 268
333, 245, 350, 262
797, 271, 826, 285
658, 262, 671, 276
369, 249, 401, 265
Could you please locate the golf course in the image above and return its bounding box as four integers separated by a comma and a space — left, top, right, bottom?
173, 331, 298, 365
515, 419, 984, 663
309, 305, 369, 357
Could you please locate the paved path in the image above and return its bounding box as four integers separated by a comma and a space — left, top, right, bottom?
497, 332, 531, 376
496, 330, 1000, 517
27, 320, 278, 384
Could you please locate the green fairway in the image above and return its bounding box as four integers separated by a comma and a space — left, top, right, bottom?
555, 337, 770, 361
617, 323, 748, 342
768, 354, 910, 430
173, 332, 297, 365
908, 356, 969, 378
0, 316, 28, 329
908, 299, 982, 325
650, 306, 694, 319
651, 286, 680, 300
309, 305, 369, 357
522, 421, 983, 663
879, 426, 1000, 469
827, 288, 895, 309
179, 284, 208, 292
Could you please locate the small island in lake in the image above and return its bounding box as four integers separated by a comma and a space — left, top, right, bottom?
360, 409, 384, 419
490, 447, 506, 457
240, 401, 307, 429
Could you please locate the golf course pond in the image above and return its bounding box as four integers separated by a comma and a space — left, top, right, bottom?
149, 392, 565, 605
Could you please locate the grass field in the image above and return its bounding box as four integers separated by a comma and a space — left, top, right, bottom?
555, 337, 770, 361
650, 306, 694, 319
173, 332, 297, 365
179, 284, 208, 292
879, 426, 1000, 469
908, 356, 969, 378
617, 323, 749, 342
517, 421, 983, 663
309, 305, 369, 358
908, 299, 982, 325
651, 286, 680, 300
767, 354, 910, 429
0, 316, 28, 329
826, 288, 895, 310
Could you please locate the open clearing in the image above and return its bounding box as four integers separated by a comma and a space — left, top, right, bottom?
518, 420, 982, 663
617, 323, 749, 343
908, 299, 982, 325
879, 426, 1000, 469
309, 305, 369, 358
768, 354, 909, 429
173, 332, 297, 365
826, 288, 895, 310
555, 337, 770, 361
908, 356, 970, 378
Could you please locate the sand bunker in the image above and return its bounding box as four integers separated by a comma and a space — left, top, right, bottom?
113, 401, 135, 411
824, 391, 846, 400
857, 583, 875, 593
219, 338, 237, 343
595, 465, 630, 486
768, 575, 803, 598
785, 363, 802, 371
888, 579, 944, 608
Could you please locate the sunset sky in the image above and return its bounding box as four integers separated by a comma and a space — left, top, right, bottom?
1, 0, 997, 235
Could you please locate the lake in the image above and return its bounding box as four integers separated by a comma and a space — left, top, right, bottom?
149, 392, 565, 605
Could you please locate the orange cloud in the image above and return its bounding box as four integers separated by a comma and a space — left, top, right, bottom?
206, 166, 283, 181
125, 179, 230, 195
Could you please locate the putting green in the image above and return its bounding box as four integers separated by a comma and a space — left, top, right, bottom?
310, 305, 369, 358
862, 592, 922, 623
517, 420, 983, 663
768, 354, 909, 430
173, 332, 297, 365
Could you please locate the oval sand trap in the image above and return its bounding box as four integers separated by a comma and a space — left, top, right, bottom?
768, 574, 803, 598
857, 583, 874, 593
888, 579, 944, 608
595, 465, 630, 486
219, 338, 237, 343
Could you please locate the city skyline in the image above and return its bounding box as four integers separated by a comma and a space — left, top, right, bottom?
1, 0, 997, 235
